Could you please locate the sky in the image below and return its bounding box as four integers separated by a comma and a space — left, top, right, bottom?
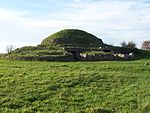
0, 0, 150, 53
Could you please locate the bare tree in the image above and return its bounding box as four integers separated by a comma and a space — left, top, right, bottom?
6, 45, 15, 54
142, 40, 150, 50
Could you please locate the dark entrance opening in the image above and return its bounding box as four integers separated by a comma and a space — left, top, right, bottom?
68, 51, 79, 61
64, 47, 82, 61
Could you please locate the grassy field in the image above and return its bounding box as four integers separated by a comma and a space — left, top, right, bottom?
0, 59, 150, 113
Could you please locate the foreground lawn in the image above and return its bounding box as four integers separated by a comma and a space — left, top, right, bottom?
0, 60, 150, 113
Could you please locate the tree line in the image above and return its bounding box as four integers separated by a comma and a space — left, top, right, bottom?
121, 40, 150, 50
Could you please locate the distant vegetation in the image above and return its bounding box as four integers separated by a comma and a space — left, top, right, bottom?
121, 41, 136, 49
142, 40, 150, 50
6, 45, 15, 54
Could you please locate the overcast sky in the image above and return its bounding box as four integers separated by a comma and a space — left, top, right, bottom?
0, 0, 150, 53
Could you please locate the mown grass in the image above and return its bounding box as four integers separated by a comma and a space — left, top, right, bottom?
0, 59, 150, 113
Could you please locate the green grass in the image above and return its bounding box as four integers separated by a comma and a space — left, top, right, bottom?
81, 50, 111, 55
12, 45, 66, 56
41, 29, 103, 47
0, 45, 75, 61
0, 59, 150, 113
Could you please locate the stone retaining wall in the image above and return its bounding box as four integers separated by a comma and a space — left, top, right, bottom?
80, 53, 134, 61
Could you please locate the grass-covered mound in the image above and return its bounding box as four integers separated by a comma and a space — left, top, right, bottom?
0, 29, 106, 61
41, 29, 104, 47
1, 29, 149, 61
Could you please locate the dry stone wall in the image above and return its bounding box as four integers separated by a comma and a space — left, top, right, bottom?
80, 53, 134, 61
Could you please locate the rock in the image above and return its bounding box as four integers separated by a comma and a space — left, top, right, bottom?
117, 53, 127, 60
80, 54, 87, 60
129, 53, 134, 57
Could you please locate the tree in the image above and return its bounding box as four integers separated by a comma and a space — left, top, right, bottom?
142, 40, 150, 50
6, 45, 15, 54
127, 41, 136, 49
121, 41, 136, 49
121, 41, 127, 48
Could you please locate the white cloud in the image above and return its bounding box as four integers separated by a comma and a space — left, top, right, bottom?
0, 8, 28, 21
0, 8, 20, 21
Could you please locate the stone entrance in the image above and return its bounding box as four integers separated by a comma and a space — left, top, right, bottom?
64, 47, 83, 61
